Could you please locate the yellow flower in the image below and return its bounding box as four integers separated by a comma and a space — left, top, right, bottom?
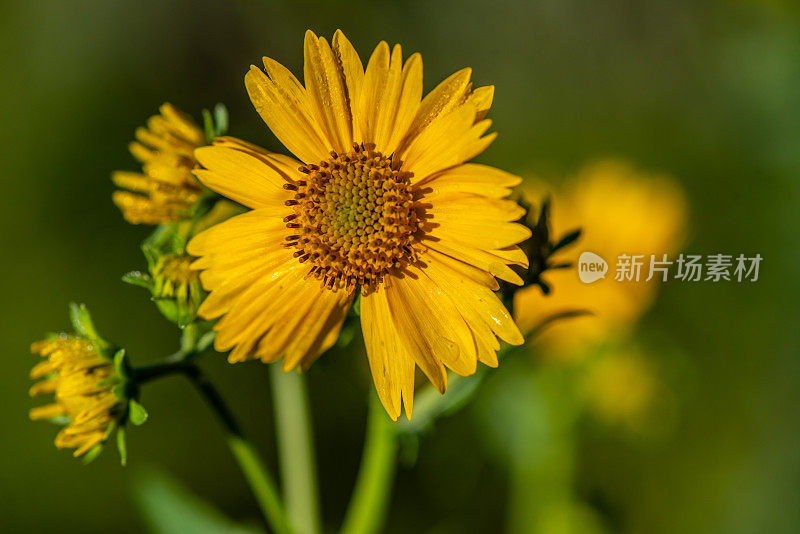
514, 160, 687, 357
188, 30, 529, 420
112, 103, 206, 224
582, 350, 659, 428
29, 335, 123, 457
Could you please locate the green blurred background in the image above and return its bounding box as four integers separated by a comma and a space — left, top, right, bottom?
1, 0, 798, 532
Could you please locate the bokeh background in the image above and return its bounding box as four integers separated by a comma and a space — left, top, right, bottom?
1, 0, 798, 532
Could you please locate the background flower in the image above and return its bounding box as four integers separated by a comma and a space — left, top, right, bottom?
514, 160, 688, 358
112, 103, 207, 224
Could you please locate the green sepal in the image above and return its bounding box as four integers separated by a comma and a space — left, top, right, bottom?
202, 103, 228, 142
552, 228, 582, 252
202, 108, 215, 143
112, 383, 128, 402
113, 349, 129, 380
142, 225, 174, 266
169, 232, 185, 255
336, 324, 355, 348
117, 426, 128, 466
69, 303, 98, 339
213, 103, 229, 137
128, 399, 148, 426
350, 292, 362, 316
175, 304, 198, 329
195, 330, 216, 353
154, 298, 180, 325
49, 415, 70, 426
68, 303, 110, 352
81, 444, 104, 465
122, 271, 153, 290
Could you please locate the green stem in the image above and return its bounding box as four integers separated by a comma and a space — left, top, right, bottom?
340, 395, 399, 534
183, 366, 292, 534
131, 354, 189, 384
134, 360, 292, 534
269, 367, 321, 534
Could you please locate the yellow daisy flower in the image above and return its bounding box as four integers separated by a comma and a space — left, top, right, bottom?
188, 30, 529, 420
29, 335, 123, 457
112, 103, 206, 224
582, 349, 659, 428
514, 160, 688, 357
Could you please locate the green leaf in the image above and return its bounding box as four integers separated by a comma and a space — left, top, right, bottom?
128, 399, 148, 426
117, 427, 128, 466
398, 369, 487, 436
132, 467, 265, 534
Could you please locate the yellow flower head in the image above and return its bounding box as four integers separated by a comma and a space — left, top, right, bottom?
514, 160, 688, 357
29, 334, 123, 457
112, 103, 206, 224
582, 350, 659, 429
188, 30, 530, 420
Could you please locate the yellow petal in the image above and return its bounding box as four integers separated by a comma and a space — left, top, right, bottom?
194, 145, 293, 209
332, 29, 365, 143
245, 64, 331, 164
424, 249, 524, 346
303, 30, 354, 153
416, 163, 521, 198
357, 41, 390, 148
213, 136, 304, 182
396, 67, 473, 153
384, 275, 454, 392
421, 235, 526, 285
361, 287, 415, 420
400, 105, 495, 182
422, 193, 531, 250
404, 263, 478, 376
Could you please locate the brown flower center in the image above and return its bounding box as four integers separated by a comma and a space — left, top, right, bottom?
284, 144, 419, 292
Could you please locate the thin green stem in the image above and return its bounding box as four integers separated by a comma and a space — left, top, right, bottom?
133, 359, 292, 534
340, 395, 399, 534
269, 367, 321, 534
184, 365, 293, 534
131, 353, 189, 384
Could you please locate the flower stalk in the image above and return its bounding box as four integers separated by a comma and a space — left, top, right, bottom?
270, 367, 321, 534
133, 358, 292, 534
340, 394, 399, 534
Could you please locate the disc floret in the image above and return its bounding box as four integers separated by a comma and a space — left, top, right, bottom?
284, 143, 419, 292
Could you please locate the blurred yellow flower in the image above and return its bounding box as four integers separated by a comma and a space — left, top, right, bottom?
112, 103, 206, 224
188, 30, 528, 420
29, 335, 122, 457
514, 160, 687, 357
582, 350, 658, 427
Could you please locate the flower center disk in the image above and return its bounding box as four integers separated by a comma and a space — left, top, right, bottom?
284, 144, 418, 292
